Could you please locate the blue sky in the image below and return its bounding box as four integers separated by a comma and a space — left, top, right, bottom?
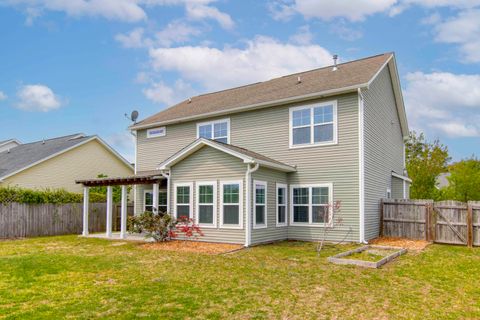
0, 0, 479, 162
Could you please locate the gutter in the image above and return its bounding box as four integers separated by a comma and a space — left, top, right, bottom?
245, 162, 260, 247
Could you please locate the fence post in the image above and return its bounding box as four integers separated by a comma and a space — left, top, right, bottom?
426, 203, 435, 242
425, 203, 430, 241
467, 203, 473, 248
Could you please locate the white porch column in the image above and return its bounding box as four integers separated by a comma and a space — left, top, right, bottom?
82, 186, 89, 236
120, 185, 128, 239
106, 186, 113, 238
152, 182, 159, 214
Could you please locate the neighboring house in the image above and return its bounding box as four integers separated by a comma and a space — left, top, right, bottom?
78, 52, 411, 245
0, 133, 134, 193
0, 139, 21, 153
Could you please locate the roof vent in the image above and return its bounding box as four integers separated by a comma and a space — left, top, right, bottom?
42, 139, 45, 144
188, 98, 192, 103
332, 54, 338, 71
297, 76, 302, 84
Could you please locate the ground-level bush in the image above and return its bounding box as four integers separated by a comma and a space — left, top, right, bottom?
0, 186, 106, 204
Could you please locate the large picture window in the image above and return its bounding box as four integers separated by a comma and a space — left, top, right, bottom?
144, 190, 167, 213
276, 183, 287, 226
220, 181, 243, 228
175, 183, 192, 218
254, 181, 267, 229
290, 101, 337, 148
290, 184, 333, 226
197, 118, 230, 144
196, 181, 217, 227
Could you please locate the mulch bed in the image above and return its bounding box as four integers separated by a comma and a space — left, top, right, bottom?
141, 241, 243, 255
369, 236, 430, 251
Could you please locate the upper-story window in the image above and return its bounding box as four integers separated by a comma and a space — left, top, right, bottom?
197, 118, 230, 144
289, 101, 337, 148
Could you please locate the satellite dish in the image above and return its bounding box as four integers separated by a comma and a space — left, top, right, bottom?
131, 110, 139, 123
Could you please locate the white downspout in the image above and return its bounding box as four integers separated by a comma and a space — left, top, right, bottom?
358, 88, 366, 244
245, 162, 260, 247
161, 171, 171, 214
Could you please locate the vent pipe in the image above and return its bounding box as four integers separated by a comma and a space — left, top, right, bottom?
332, 54, 338, 71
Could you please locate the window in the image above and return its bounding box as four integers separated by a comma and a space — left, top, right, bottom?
254, 181, 267, 228
290, 101, 337, 148
197, 118, 230, 144
220, 181, 243, 228
175, 183, 192, 218
144, 190, 167, 213
147, 126, 166, 138
276, 184, 287, 226
196, 181, 217, 227
290, 184, 333, 226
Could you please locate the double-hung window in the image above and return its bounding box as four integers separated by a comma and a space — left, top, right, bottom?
254, 181, 267, 228
290, 101, 337, 147
175, 183, 192, 219
220, 181, 243, 228
197, 118, 230, 144
144, 190, 167, 213
196, 181, 217, 227
276, 183, 287, 226
291, 184, 333, 226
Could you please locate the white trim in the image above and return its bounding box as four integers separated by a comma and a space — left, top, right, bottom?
358, 88, 366, 243
276, 183, 288, 227
289, 100, 338, 149
0, 135, 133, 180
157, 138, 296, 172
0, 139, 21, 147
220, 180, 244, 229
146, 126, 166, 138
289, 183, 334, 227
143, 189, 168, 213
244, 163, 259, 247
195, 181, 217, 228
130, 84, 365, 131
196, 118, 230, 144
82, 187, 89, 236
120, 185, 128, 239
366, 54, 393, 88
174, 182, 193, 219
253, 180, 267, 229
106, 186, 113, 238
391, 172, 412, 183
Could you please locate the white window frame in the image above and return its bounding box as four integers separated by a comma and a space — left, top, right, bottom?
289, 100, 338, 149
143, 189, 167, 213
195, 181, 217, 228
386, 188, 392, 199
276, 183, 288, 227
253, 180, 267, 229
147, 126, 166, 138
220, 180, 243, 229
290, 183, 333, 227
174, 182, 193, 219
196, 118, 230, 144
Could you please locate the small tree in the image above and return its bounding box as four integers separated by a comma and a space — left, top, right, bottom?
443, 157, 480, 202
316, 200, 343, 255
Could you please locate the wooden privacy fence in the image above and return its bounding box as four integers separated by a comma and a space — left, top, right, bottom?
381, 199, 480, 247
0, 202, 133, 239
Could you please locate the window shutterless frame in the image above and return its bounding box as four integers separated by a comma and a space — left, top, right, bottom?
196, 118, 230, 144
289, 183, 334, 227
289, 100, 338, 149
253, 180, 267, 229
143, 189, 167, 213
173, 182, 193, 219
276, 183, 288, 227
195, 181, 217, 228
220, 180, 243, 229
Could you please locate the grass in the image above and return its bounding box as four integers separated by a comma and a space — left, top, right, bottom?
0, 237, 479, 319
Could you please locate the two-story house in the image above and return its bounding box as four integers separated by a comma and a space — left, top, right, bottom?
78, 52, 410, 245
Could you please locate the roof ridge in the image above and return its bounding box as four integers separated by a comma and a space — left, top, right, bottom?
18, 133, 89, 146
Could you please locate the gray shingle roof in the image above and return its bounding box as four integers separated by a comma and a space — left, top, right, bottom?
0, 133, 94, 179
132, 53, 392, 129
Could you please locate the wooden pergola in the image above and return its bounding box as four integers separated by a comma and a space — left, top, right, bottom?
76, 171, 168, 239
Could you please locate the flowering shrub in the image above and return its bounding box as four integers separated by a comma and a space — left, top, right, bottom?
170, 216, 204, 241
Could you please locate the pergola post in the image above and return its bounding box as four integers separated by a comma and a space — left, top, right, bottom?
82, 186, 89, 236
106, 186, 113, 238
152, 182, 159, 214
120, 185, 128, 239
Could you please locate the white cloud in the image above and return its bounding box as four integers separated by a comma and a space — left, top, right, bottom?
404, 71, 480, 137
185, 2, 234, 29
105, 132, 135, 163
433, 9, 480, 63
289, 25, 313, 45
148, 36, 332, 91
0, 91, 7, 101
155, 20, 201, 46
143, 79, 196, 105
16, 84, 63, 112
115, 27, 151, 48
329, 20, 363, 41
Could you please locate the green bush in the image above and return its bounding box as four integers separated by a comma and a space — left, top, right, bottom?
0, 186, 106, 204
128, 212, 174, 242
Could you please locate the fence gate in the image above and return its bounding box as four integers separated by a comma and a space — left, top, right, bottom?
381, 199, 480, 247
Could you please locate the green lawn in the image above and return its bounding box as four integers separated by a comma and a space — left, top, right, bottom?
0, 236, 479, 319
